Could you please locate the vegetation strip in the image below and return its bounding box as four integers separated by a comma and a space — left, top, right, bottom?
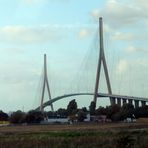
0, 130, 148, 148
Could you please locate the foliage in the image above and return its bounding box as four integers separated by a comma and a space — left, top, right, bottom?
8, 98, 148, 124
77, 109, 87, 122
107, 105, 121, 120
46, 111, 56, 118
0, 110, 9, 121
67, 99, 77, 115
116, 133, 135, 148
26, 110, 44, 124
89, 101, 96, 115
56, 108, 68, 117
9, 110, 26, 124
0, 129, 148, 148
95, 106, 107, 115
120, 103, 135, 120
81, 107, 88, 113
134, 106, 148, 118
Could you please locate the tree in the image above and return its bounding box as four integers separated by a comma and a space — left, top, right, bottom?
67, 99, 77, 115
9, 110, 26, 124
111, 112, 122, 121
46, 111, 56, 118
0, 110, 9, 121
26, 110, 44, 124
120, 103, 134, 120
95, 106, 107, 115
106, 105, 121, 119
105, 103, 135, 121
89, 101, 96, 115
77, 109, 86, 122
82, 107, 88, 113
56, 108, 68, 117
134, 106, 148, 118
122, 103, 134, 111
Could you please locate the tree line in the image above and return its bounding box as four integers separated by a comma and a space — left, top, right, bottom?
0, 99, 148, 124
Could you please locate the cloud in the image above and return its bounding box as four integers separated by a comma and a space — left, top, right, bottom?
90, 0, 148, 57
124, 45, 148, 53
0, 25, 66, 44
90, 10, 100, 22
125, 46, 137, 53
132, 0, 148, 10
0, 24, 98, 44
78, 28, 93, 39
111, 32, 134, 41
116, 59, 128, 75
90, 0, 148, 28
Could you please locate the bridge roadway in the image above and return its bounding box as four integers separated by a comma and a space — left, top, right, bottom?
35, 93, 148, 110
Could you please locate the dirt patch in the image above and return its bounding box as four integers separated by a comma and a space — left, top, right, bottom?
0, 122, 148, 134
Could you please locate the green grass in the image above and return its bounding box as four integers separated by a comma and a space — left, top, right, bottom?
0, 130, 148, 148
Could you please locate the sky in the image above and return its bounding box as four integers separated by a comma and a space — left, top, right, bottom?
0, 0, 148, 112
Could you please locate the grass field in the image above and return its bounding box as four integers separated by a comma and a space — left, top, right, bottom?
0, 123, 148, 148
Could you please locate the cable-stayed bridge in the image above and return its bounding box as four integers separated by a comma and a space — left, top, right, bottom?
35, 17, 148, 112
35, 92, 148, 111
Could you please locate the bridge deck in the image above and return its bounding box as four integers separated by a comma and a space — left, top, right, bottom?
35, 92, 148, 110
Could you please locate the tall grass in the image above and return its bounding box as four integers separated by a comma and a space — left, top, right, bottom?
0, 130, 148, 148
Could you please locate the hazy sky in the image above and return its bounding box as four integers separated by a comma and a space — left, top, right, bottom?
0, 0, 148, 112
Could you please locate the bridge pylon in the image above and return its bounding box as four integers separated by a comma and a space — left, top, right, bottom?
93, 17, 113, 105
40, 54, 54, 112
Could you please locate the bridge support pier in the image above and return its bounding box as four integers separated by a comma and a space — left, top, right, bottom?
141, 101, 146, 107
117, 98, 121, 107
122, 99, 127, 105
134, 100, 139, 108
110, 97, 116, 106
40, 54, 54, 112
128, 99, 133, 105
93, 17, 112, 106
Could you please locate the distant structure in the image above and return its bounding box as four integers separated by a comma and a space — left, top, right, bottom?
93, 17, 113, 105
35, 17, 148, 111
40, 54, 54, 112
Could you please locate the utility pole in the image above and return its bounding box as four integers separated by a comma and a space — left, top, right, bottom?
40, 54, 54, 112
93, 17, 112, 104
